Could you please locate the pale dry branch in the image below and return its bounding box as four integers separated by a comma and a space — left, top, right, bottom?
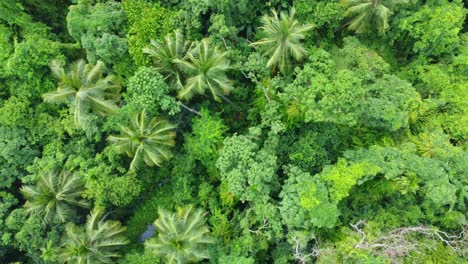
179, 101, 201, 116
248, 216, 270, 234
350, 221, 467, 259
292, 237, 320, 264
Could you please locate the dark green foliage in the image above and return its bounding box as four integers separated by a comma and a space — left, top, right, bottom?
279, 165, 339, 230
2, 25, 65, 98
283, 38, 421, 131
67, 0, 128, 66
122, 0, 174, 66
341, 144, 467, 228
208, 0, 287, 39
5, 208, 62, 262
119, 250, 161, 264
0, 127, 38, 189
83, 148, 142, 207
0, 192, 18, 258
184, 109, 227, 175
294, 0, 345, 42
125, 188, 174, 243
216, 132, 278, 203
393, 1, 466, 58
126, 67, 180, 115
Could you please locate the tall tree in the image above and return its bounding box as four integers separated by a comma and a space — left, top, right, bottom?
43, 59, 121, 128
176, 39, 233, 101
21, 171, 89, 224
143, 31, 189, 91
145, 206, 214, 264
60, 209, 128, 263
107, 110, 176, 171
342, 0, 407, 34
252, 7, 313, 74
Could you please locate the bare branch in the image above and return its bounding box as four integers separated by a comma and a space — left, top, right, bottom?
178, 101, 201, 116
262, 86, 271, 104
292, 237, 320, 264
350, 221, 467, 259
248, 217, 270, 234
220, 94, 233, 104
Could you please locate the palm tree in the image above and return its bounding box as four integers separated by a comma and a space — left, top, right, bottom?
252, 7, 313, 74
145, 206, 214, 264
60, 209, 128, 263
342, 0, 408, 34
43, 59, 121, 128
107, 110, 176, 171
21, 171, 89, 224
176, 39, 233, 101
143, 31, 190, 91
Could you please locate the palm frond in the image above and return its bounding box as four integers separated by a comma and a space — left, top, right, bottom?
20, 171, 89, 224
60, 209, 128, 263
176, 39, 233, 101
145, 206, 214, 263
108, 110, 176, 171
342, 0, 407, 34
252, 7, 313, 74
43, 59, 121, 129
144, 31, 189, 91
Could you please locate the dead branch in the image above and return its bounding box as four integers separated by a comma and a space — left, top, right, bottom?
178, 101, 201, 116
248, 216, 270, 234
350, 221, 467, 258
292, 237, 320, 264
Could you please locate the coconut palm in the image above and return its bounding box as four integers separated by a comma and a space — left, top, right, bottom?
342, 0, 408, 34
176, 39, 233, 101
60, 209, 128, 264
252, 7, 313, 74
43, 59, 121, 128
143, 31, 190, 91
145, 206, 214, 264
21, 171, 89, 224
107, 110, 176, 171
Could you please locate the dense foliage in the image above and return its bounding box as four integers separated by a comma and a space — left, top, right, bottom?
0, 0, 466, 263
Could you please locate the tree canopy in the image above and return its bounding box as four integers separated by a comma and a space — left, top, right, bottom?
0, 0, 466, 263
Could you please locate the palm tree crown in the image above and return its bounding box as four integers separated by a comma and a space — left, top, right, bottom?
252, 7, 313, 74
43, 59, 121, 128
342, 0, 408, 34
143, 31, 189, 91
21, 171, 89, 224
176, 39, 233, 101
60, 209, 128, 264
107, 110, 176, 171
145, 206, 214, 264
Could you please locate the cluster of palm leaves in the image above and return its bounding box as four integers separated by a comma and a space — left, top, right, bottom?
107, 110, 176, 171
145, 206, 214, 264
59, 209, 128, 264
143, 31, 188, 91
144, 32, 233, 101
21, 171, 89, 224
252, 7, 313, 75
43, 59, 121, 128
342, 0, 408, 34
21, 171, 128, 263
